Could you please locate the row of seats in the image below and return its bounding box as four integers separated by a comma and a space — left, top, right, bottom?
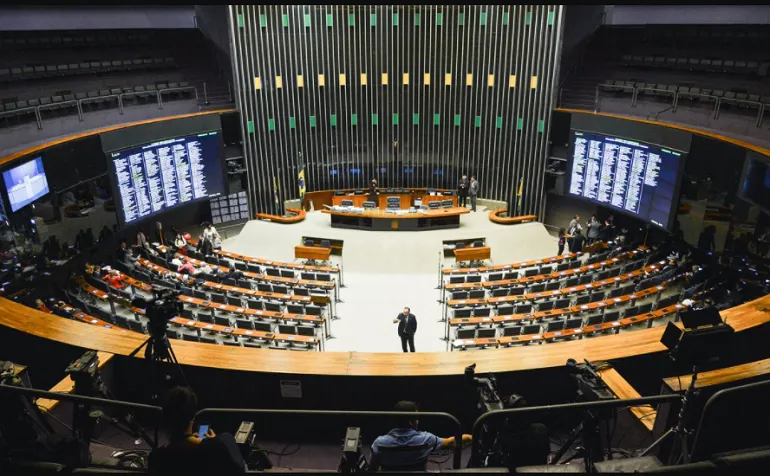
600, 80, 766, 107
0, 57, 176, 83
0, 32, 155, 51
0, 82, 196, 125
601, 26, 770, 46
618, 56, 762, 75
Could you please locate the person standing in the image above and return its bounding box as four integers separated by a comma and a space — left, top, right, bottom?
368, 179, 379, 206
557, 228, 571, 256
458, 175, 469, 208
567, 215, 582, 252
393, 307, 417, 352
469, 176, 479, 212
586, 215, 601, 245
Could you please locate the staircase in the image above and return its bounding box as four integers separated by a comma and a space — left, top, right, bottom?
559, 62, 609, 111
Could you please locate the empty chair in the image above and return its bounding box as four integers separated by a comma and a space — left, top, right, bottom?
585, 314, 603, 326
569, 261, 582, 269
496, 305, 514, 316
466, 274, 482, 283
257, 283, 273, 292
503, 272, 518, 280
624, 306, 640, 318
476, 328, 497, 339
540, 266, 552, 275
502, 326, 522, 337
491, 288, 509, 297
253, 322, 273, 333
234, 262, 248, 271
456, 328, 476, 339
469, 289, 485, 299
305, 306, 322, 316
236, 318, 254, 330
265, 268, 280, 277
488, 273, 503, 282
264, 302, 282, 312
524, 268, 538, 277
590, 292, 605, 303
297, 326, 316, 337
197, 312, 214, 324
529, 284, 545, 293
564, 277, 579, 287
166, 329, 179, 340
636, 302, 654, 315
210, 293, 226, 304
200, 336, 218, 345
574, 295, 590, 306
301, 272, 317, 280
473, 307, 491, 317
246, 299, 263, 310
182, 333, 199, 343
214, 315, 231, 327
293, 287, 310, 296
656, 295, 680, 310
226, 296, 242, 307
509, 287, 525, 296
181, 309, 195, 320
316, 274, 332, 282
280, 270, 295, 279
272, 285, 289, 295
127, 320, 146, 334
545, 281, 561, 291
287, 304, 305, 314
449, 276, 465, 284
557, 263, 570, 272
521, 324, 541, 335
247, 263, 261, 274
603, 311, 620, 323
546, 320, 565, 332
453, 308, 472, 318
537, 301, 554, 312
553, 298, 571, 310
278, 325, 297, 335
578, 275, 594, 285
451, 291, 469, 300
515, 304, 533, 315
565, 318, 583, 330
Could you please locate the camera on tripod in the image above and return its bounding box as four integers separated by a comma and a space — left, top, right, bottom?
65, 351, 103, 397
131, 287, 183, 330
566, 359, 615, 403
465, 363, 504, 413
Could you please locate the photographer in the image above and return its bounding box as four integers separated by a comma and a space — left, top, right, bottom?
148, 386, 245, 473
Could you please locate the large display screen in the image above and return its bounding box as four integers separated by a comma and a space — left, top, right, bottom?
567, 130, 684, 229
740, 155, 770, 211
2, 156, 50, 212
109, 131, 225, 225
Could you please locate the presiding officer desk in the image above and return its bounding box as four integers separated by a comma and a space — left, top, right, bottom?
322, 206, 470, 231
304, 188, 459, 211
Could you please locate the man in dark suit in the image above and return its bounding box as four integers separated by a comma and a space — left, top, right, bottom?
458, 175, 469, 208
393, 306, 417, 352
368, 179, 379, 206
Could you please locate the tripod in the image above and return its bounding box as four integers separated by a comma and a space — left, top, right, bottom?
550, 409, 604, 472
132, 326, 188, 403
640, 365, 700, 465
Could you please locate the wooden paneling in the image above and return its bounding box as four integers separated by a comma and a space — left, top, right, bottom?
663, 358, 770, 392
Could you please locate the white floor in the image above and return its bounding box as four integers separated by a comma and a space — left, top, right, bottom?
221, 206, 557, 353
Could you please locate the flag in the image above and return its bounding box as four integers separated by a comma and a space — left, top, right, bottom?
297, 152, 306, 200
273, 176, 280, 206
515, 177, 524, 216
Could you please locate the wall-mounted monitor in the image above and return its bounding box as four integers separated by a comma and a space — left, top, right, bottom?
739, 152, 770, 212
2, 156, 50, 212
566, 130, 685, 230
107, 131, 226, 225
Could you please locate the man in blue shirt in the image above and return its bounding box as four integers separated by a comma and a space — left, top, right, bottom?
369, 401, 472, 471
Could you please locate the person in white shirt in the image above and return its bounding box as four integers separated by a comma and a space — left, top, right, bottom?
202, 222, 220, 242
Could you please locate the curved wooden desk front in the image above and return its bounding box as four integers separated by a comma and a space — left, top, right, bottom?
304, 188, 459, 212
2, 293, 769, 377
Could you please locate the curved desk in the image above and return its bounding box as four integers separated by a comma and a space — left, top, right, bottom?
304, 188, 460, 212
321, 206, 470, 231
2, 293, 769, 377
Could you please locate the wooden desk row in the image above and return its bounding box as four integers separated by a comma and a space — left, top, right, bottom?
452, 303, 685, 350
137, 259, 322, 306
453, 247, 492, 263
441, 246, 616, 276
166, 316, 319, 348
186, 238, 340, 274
156, 245, 335, 291
447, 261, 665, 308
78, 273, 329, 335
448, 284, 667, 328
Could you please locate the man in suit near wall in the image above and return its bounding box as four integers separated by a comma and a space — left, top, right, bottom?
369, 179, 379, 206
458, 175, 469, 208
469, 176, 479, 212
393, 306, 417, 352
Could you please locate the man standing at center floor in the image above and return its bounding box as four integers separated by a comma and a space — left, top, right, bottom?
458, 175, 469, 208
469, 176, 479, 212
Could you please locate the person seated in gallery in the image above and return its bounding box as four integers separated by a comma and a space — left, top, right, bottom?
177, 258, 197, 276
369, 401, 472, 472
148, 386, 245, 473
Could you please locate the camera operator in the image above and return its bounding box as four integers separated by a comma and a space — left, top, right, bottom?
148, 386, 245, 473
369, 401, 472, 472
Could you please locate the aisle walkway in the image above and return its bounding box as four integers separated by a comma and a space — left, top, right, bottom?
221, 210, 556, 352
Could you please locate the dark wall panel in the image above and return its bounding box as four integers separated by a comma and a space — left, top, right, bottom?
229, 5, 564, 216
100, 114, 223, 153
570, 112, 693, 153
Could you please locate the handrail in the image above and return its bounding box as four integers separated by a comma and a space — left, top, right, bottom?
469, 394, 681, 467
78, 94, 124, 115
0, 105, 42, 129
0, 383, 162, 449
196, 408, 464, 469
38, 99, 83, 122
158, 86, 199, 110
